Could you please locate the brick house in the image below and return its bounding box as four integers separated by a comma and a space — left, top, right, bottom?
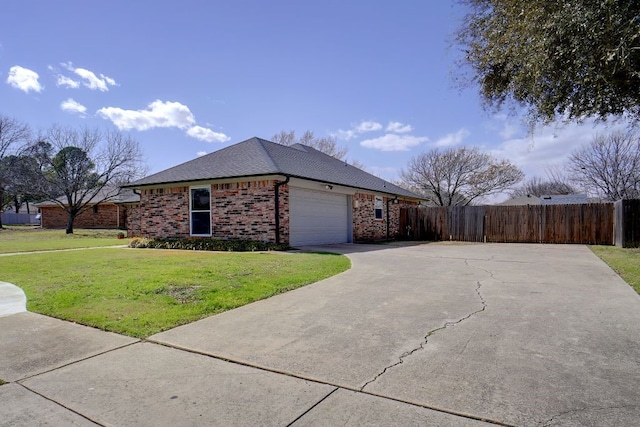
123, 137, 423, 246
37, 188, 140, 230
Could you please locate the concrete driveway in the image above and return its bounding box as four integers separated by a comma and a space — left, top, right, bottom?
2, 243, 640, 426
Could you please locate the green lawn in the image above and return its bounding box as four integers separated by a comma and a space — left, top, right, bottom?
0, 248, 350, 337
590, 246, 640, 294
0, 226, 124, 253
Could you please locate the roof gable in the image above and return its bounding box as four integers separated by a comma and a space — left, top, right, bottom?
127, 137, 422, 199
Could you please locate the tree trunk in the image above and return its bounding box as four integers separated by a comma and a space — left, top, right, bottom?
13, 195, 20, 213
66, 212, 75, 234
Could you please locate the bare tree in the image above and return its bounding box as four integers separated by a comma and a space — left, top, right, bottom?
27, 126, 145, 234
400, 146, 524, 206
272, 130, 348, 160
511, 176, 578, 198
568, 132, 640, 201
0, 115, 31, 228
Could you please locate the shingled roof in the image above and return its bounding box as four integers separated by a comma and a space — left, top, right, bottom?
125, 137, 422, 199
36, 186, 140, 207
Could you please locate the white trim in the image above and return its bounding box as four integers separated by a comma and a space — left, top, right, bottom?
131, 175, 286, 191
374, 195, 383, 220
288, 178, 357, 195
189, 185, 212, 237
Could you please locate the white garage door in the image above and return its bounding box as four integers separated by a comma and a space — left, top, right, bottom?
289, 187, 350, 246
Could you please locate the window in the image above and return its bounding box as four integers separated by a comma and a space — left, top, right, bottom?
190, 186, 211, 236
93, 205, 99, 214
374, 196, 383, 220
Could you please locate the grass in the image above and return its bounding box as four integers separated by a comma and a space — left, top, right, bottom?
0, 248, 350, 337
590, 246, 640, 294
0, 226, 124, 253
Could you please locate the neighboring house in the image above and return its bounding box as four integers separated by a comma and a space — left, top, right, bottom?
36, 187, 140, 230
539, 194, 588, 205
498, 195, 542, 206
123, 137, 424, 246
498, 194, 588, 206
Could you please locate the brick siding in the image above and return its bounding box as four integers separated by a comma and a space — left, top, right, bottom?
133, 180, 288, 243
128, 181, 415, 243
40, 204, 126, 229
352, 193, 417, 242
211, 180, 286, 243
139, 187, 190, 238
125, 203, 141, 238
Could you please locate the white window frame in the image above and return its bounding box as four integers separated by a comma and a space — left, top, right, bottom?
189, 185, 212, 236
374, 195, 383, 220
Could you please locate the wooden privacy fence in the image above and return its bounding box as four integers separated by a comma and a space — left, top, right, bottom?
400, 204, 616, 245
615, 199, 640, 248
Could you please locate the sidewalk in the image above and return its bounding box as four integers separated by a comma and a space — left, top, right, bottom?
0, 245, 127, 257
1, 312, 485, 426
0, 282, 26, 317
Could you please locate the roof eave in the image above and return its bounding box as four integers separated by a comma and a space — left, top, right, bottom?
122, 172, 289, 189
125, 172, 424, 200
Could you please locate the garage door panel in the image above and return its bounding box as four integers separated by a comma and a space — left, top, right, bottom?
290, 188, 349, 246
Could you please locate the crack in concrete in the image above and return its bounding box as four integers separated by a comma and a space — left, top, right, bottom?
539, 405, 639, 426
15, 340, 140, 383
287, 387, 339, 426
360, 273, 487, 391
465, 258, 497, 279
17, 382, 107, 426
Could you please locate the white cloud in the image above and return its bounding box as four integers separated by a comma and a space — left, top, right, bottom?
360, 134, 428, 151
73, 67, 116, 91
488, 119, 627, 179
337, 120, 383, 140
499, 122, 520, 139
97, 100, 197, 131
97, 100, 230, 142
6, 66, 43, 93
56, 75, 80, 89
336, 129, 357, 140
386, 121, 413, 133
60, 98, 87, 115
59, 62, 116, 91
434, 128, 470, 147
186, 126, 230, 143
489, 114, 522, 139
197, 151, 207, 157
356, 120, 382, 133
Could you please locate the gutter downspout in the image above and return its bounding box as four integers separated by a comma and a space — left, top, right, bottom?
386, 195, 399, 240
274, 176, 290, 245
133, 189, 141, 237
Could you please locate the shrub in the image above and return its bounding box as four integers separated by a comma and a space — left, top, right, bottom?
128, 237, 289, 252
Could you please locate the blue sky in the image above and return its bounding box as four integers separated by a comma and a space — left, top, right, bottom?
0, 1, 624, 202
